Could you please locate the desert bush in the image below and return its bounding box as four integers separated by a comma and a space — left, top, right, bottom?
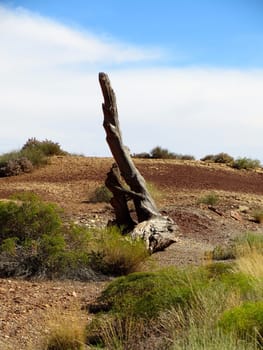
0, 194, 149, 278
200, 154, 216, 162
89, 226, 149, 276
0, 155, 33, 177
150, 146, 177, 159
89, 185, 112, 203
198, 192, 219, 205
0, 193, 62, 243
0, 193, 95, 278
232, 157, 261, 170
0, 138, 67, 177
219, 301, 263, 343
22, 137, 66, 156
179, 154, 196, 161
134, 149, 195, 160
213, 152, 234, 164
201, 152, 234, 164
132, 152, 151, 159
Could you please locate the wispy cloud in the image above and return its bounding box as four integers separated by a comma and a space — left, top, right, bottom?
0, 5, 262, 162
0, 5, 162, 73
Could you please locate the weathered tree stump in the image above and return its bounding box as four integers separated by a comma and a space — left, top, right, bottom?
99, 72, 178, 253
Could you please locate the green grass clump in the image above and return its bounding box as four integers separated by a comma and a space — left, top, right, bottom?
198, 192, 219, 206
87, 260, 263, 348
212, 232, 263, 261
171, 326, 257, 350
89, 226, 149, 276
91, 267, 209, 319
219, 301, 263, 342
232, 157, 261, 170
89, 185, 112, 203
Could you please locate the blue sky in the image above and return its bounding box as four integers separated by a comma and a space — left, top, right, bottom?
0, 1, 263, 161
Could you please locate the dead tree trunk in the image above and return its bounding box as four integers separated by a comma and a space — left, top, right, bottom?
99, 72, 178, 252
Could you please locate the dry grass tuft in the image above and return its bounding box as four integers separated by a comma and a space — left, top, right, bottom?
235, 250, 263, 280
42, 304, 87, 350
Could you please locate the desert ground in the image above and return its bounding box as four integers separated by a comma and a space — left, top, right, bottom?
0, 156, 262, 349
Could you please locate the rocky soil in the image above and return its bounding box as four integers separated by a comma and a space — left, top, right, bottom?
0, 156, 262, 349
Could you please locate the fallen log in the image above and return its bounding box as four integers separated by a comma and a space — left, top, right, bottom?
99, 72, 178, 253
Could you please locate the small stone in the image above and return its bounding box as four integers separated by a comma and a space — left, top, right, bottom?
230, 210, 243, 221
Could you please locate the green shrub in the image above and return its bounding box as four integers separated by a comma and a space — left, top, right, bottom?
0, 194, 149, 278
93, 267, 209, 319
21, 147, 48, 167
180, 154, 196, 161
22, 137, 66, 156
201, 154, 216, 162
89, 185, 112, 203
219, 301, 263, 342
150, 146, 176, 159
0, 193, 62, 243
198, 192, 219, 205
200, 152, 234, 164
132, 152, 151, 159
87, 268, 206, 346
232, 157, 261, 170
211, 245, 236, 260
203, 263, 256, 299
134, 149, 195, 160
213, 152, 234, 164
0, 138, 67, 177
0, 193, 94, 278
0, 237, 18, 255
87, 262, 263, 349
89, 226, 149, 276
204, 262, 234, 278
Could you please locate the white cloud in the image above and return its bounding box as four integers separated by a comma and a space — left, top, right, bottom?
0, 5, 161, 73
0, 5, 262, 162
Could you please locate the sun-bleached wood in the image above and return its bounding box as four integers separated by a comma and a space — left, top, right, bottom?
99, 72, 178, 252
